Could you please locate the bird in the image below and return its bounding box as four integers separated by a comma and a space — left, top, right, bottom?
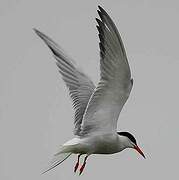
34, 5, 145, 175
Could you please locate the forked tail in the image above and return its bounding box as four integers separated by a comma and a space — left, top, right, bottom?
42, 152, 72, 174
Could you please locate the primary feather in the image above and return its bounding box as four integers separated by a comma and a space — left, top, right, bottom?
34, 29, 95, 135
80, 6, 133, 136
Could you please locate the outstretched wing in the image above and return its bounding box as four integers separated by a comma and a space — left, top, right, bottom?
34, 29, 95, 135
80, 6, 133, 136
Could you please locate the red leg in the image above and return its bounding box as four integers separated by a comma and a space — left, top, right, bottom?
74, 154, 81, 173
79, 155, 89, 175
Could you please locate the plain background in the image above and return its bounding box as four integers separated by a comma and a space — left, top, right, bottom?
0, 0, 179, 179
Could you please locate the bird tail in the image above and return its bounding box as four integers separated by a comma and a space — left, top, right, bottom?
42, 149, 72, 174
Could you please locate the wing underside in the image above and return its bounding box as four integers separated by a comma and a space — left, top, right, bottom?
79, 6, 133, 136
34, 29, 95, 135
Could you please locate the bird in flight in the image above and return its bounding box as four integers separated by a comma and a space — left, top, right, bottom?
34, 5, 145, 175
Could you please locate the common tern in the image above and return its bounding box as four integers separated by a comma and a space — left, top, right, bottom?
34, 5, 145, 175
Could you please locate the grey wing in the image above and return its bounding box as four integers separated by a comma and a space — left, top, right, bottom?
80, 6, 133, 136
34, 29, 95, 135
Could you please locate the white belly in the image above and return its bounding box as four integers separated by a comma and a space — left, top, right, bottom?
88, 134, 120, 154
62, 133, 121, 154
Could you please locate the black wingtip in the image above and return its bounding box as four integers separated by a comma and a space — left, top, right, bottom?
96, 18, 105, 27
33, 27, 37, 32
33, 28, 40, 35
97, 9, 103, 21
98, 5, 105, 13
98, 5, 110, 18
97, 10, 101, 16
33, 28, 44, 39
96, 25, 100, 32
98, 5, 103, 10
95, 18, 100, 24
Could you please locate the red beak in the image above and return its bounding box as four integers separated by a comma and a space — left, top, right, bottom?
134, 145, 146, 159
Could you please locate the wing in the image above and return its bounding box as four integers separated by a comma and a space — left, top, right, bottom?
79, 6, 133, 136
34, 29, 95, 135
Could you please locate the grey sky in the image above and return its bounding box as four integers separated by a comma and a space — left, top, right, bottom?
0, 0, 179, 179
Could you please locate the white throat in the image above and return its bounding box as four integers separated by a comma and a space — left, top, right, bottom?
117, 135, 133, 151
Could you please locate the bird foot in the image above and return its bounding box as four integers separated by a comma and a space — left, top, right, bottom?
79, 162, 86, 175
74, 162, 79, 173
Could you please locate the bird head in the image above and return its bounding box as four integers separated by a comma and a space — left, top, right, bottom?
117, 132, 145, 159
